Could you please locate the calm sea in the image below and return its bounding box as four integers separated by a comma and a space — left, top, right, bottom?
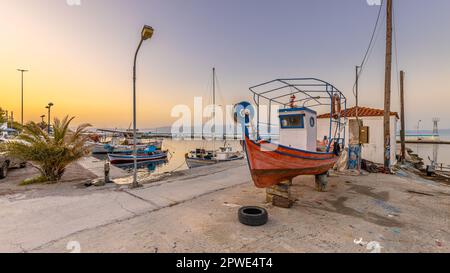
94, 140, 244, 176
406, 130, 450, 168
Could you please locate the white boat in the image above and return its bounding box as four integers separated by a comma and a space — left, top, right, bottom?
185, 68, 244, 169
185, 143, 244, 169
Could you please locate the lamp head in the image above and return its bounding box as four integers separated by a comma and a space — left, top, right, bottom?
141, 25, 154, 41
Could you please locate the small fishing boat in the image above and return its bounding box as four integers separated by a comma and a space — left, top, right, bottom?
185, 68, 245, 169
108, 150, 168, 164
88, 129, 163, 154
89, 142, 150, 154
236, 78, 347, 189
185, 144, 244, 169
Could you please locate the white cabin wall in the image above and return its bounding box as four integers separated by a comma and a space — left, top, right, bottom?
279, 110, 317, 152
317, 116, 398, 166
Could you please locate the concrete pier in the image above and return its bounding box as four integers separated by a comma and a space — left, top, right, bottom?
77, 156, 128, 179
0, 160, 449, 253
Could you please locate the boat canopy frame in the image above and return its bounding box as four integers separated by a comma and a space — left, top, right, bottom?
249, 78, 347, 153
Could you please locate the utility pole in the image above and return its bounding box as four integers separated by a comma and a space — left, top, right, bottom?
355, 66, 360, 118
355, 65, 361, 172
400, 70, 406, 162
17, 69, 28, 125
383, 0, 393, 171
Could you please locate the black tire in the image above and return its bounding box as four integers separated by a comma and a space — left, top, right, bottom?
0, 163, 8, 179
238, 206, 268, 226
20, 162, 27, 169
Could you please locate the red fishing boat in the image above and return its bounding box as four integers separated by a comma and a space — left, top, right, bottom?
243, 133, 339, 188
236, 78, 347, 189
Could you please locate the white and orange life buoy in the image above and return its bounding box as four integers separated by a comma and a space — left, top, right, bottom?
332, 94, 341, 119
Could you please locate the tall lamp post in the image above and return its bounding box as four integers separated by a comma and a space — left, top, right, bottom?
131, 25, 154, 189
17, 69, 29, 125
40, 115, 45, 123
45, 103, 54, 134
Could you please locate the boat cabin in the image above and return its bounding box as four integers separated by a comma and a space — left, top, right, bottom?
279, 107, 317, 152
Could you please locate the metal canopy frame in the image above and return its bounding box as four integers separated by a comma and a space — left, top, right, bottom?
249, 78, 347, 152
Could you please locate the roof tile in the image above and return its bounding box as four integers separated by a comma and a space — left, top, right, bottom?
317, 106, 399, 119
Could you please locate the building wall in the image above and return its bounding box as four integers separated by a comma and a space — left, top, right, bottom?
317, 116, 398, 166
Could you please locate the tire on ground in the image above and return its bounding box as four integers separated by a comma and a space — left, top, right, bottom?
238, 206, 268, 226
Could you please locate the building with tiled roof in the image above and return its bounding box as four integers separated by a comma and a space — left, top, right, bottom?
317, 106, 399, 166
317, 106, 399, 119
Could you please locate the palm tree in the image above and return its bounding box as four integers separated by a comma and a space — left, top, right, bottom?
3, 116, 91, 182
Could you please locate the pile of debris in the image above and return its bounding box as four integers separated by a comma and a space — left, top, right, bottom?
404, 148, 425, 170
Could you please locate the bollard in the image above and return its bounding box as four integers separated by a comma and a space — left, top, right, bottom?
104, 161, 111, 184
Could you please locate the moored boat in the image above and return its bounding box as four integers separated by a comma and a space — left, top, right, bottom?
108, 150, 168, 164
185, 67, 245, 169
89, 142, 150, 154
185, 144, 244, 169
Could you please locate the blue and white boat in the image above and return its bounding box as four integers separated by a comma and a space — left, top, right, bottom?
108, 146, 168, 164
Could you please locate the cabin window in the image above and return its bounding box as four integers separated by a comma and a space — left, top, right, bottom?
280, 114, 304, 129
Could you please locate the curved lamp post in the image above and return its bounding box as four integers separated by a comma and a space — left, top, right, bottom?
45, 103, 54, 134
131, 25, 154, 189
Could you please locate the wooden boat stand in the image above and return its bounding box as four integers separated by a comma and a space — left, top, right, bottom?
266, 180, 294, 208
266, 174, 329, 208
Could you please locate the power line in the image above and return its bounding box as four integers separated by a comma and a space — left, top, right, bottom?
353, 0, 385, 97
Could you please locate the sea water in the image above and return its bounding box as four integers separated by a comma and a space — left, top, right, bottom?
95, 140, 244, 176
406, 130, 450, 168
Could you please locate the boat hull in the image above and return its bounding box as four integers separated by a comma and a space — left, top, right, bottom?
244, 134, 338, 188
89, 142, 150, 154
108, 152, 168, 164
185, 155, 244, 169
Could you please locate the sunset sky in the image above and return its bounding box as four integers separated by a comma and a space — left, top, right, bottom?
1, 0, 449, 130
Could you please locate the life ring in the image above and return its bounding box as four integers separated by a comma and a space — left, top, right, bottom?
332, 94, 341, 119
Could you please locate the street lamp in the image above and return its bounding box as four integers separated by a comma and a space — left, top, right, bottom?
45, 103, 54, 134
40, 115, 46, 123
131, 25, 154, 189
416, 119, 422, 153
417, 120, 422, 140
17, 69, 29, 125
